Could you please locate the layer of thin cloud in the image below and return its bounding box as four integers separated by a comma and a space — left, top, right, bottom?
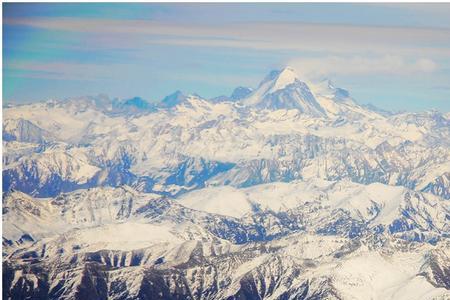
5, 61, 129, 81
5, 17, 447, 85
5, 17, 450, 57
5, 60, 260, 91
288, 56, 438, 79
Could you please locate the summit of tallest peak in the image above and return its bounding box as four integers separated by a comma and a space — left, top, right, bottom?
271, 67, 300, 91
280, 66, 296, 73
274, 66, 298, 78
259, 66, 301, 92
242, 67, 326, 116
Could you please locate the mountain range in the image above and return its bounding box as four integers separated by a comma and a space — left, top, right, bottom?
3, 67, 450, 299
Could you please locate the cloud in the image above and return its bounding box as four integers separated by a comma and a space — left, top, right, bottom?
415, 58, 438, 72
5, 61, 131, 81
5, 17, 450, 57
287, 55, 439, 79
4, 60, 260, 91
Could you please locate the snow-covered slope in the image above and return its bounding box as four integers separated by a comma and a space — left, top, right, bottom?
3, 146, 99, 197
3, 181, 450, 299
179, 179, 450, 242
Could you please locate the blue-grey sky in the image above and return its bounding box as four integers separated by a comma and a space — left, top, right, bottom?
4, 3, 450, 112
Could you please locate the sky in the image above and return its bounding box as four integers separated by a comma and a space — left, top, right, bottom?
3, 3, 450, 112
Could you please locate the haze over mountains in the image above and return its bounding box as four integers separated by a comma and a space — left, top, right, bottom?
3, 67, 450, 299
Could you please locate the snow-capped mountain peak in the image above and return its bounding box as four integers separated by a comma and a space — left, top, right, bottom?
242, 67, 327, 116
159, 90, 186, 108
230, 86, 253, 101
264, 66, 300, 92
253, 66, 303, 96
